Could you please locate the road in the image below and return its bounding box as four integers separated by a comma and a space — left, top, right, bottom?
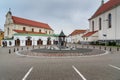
0, 46, 120, 80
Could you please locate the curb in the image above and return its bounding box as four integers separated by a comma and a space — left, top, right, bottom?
15, 50, 110, 58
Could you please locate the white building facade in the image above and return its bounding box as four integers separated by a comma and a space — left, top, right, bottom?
2, 11, 58, 47
89, 0, 120, 44
82, 31, 98, 44
69, 30, 87, 43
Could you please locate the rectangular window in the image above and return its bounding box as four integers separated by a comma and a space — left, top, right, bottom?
99, 18, 102, 30
8, 28, 9, 35
108, 13, 112, 28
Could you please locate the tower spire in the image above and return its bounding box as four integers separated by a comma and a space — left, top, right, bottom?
6, 8, 12, 17
9, 8, 11, 12
8, 8, 12, 15
101, 0, 104, 5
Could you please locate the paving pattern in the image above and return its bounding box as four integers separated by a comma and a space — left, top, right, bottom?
20, 46, 105, 57
0, 45, 120, 80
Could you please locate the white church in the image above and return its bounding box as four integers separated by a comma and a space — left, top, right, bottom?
89, 0, 120, 44
69, 0, 120, 45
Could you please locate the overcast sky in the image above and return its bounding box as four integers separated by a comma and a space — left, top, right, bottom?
0, 0, 108, 35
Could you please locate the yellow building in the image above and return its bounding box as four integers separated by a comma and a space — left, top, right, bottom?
0, 30, 4, 46
3, 11, 58, 46
4, 11, 54, 39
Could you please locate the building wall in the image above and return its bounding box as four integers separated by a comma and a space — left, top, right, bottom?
2, 34, 57, 47
116, 6, 120, 40
0, 32, 4, 46
13, 35, 56, 46
12, 24, 54, 34
70, 33, 86, 43
83, 33, 98, 42
4, 12, 54, 39
1, 40, 14, 47
89, 5, 120, 41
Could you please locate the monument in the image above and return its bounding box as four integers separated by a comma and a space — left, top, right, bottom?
58, 30, 66, 48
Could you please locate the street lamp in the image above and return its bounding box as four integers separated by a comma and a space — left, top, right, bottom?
103, 34, 107, 46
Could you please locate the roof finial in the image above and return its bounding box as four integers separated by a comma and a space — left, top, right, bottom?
8, 8, 12, 15
101, 0, 104, 5
9, 8, 11, 12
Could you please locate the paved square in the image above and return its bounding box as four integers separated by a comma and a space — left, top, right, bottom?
0, 46, 120, 80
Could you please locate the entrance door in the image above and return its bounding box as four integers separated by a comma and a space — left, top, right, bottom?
15, 39, 20, 46
37, 39, 43, 45
47, 37, 51, 45
26, 38, 32, 46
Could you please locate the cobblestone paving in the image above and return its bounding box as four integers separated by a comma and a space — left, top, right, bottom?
20, 48, 105, 57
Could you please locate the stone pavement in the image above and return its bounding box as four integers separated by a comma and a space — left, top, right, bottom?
0, 44, 120, 80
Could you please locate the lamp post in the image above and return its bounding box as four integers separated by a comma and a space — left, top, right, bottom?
103, 34, 107, 46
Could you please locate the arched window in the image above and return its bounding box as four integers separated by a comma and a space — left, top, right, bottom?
108, 13, 112, 28
92, 21, 94, 31
99, 18, 102, 30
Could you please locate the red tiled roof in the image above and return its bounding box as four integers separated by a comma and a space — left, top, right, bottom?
89, 0, 120, 20
82, 31, 98, 37
13, 29, 45, 34
12, 16, 53, 30
70, 29, 87, 36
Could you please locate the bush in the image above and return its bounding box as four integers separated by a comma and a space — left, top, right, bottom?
89, 41, 100, 45
108, 41, 116, 46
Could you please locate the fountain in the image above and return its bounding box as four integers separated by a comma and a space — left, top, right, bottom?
58, 30, 67, 50
20, 31, 105, 57
48, 30, 76, 50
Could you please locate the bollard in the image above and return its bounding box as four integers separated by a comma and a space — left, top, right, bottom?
9, 49, 11, 54
14, 48, 15, 52
27, 47, 29, 50
21, 47, 23, 50
117, 47, 119, 51
109, 48, 112, 51
99, 46, 101, 50
104, 47, 106, 50
17, 48, 19, 51
33, 45, 34, 49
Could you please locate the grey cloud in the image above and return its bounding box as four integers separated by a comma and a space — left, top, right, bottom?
0, 0, 108, 34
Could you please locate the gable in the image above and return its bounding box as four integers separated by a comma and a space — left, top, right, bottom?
89, 0, 120, 20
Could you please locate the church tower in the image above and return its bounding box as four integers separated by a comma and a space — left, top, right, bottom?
4, 9, 14, 39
